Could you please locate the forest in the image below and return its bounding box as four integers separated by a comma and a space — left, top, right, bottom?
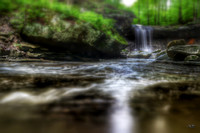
1, 0, 200, 26
131, 0, 200, 25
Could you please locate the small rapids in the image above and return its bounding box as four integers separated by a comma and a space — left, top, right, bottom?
0, 58, 200, 133
0, 85, 95, 104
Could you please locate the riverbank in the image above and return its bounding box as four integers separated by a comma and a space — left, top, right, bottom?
0, 0, 134, 61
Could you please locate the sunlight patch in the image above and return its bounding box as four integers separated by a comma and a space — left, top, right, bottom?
121, 0, 136, 7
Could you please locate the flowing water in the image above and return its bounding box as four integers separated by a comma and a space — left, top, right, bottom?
133, 25, 153, 52
0, 59, 200, 133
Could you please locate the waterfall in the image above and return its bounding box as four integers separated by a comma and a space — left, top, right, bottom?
133, 25, 153, 52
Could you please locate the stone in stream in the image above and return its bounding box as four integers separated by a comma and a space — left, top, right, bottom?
154, 49, 170, 60
184, 55, 200, 61
156, 53, 169, 60
127, 51, 152, 59
167, 44, 200, 61
41, 88, 114, 115
166, 39, 200, 61
167, 39, 186, 48
0, 74, 105, 91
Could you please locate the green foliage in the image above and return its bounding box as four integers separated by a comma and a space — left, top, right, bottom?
78, 11, 127, 45
104, 0, 120, 6
0, 0, 16, 12
0, 0, 127, 45
80, 11, 114, 31
130, 0, 200, 26
121, 49, 129, 55
13, 43, 22, 48
106, 31, 128, 45
10, 11, 25, 31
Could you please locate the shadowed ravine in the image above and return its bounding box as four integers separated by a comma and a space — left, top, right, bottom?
0, 59, 200, 133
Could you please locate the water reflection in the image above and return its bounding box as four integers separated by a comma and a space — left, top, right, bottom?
110, 101, 133, 133
104, 78, 134, 133
0, 59, 200, 133
153, 116, 168, 133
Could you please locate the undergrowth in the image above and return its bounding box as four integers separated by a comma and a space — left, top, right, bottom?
0, 0, 127, 45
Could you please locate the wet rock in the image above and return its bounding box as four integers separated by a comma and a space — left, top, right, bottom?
133, 80, 200, 101
156, 53, 169, 60
101, 8, 135, 40
167, 44, 200, 61
131, 80, 200, 113
0, 43, 21, 57
40, 89, 114, 116
0, 16, 24, 58
128, 51, 152, 59
152, 49, 162, 54
0, 74, 105, 92
184, 55, 200, 61
167, 39, 186, 49
153, 25, 200, 39
17, 43, 42, 52
153, 49, 170, 61
155, 50, 167, 59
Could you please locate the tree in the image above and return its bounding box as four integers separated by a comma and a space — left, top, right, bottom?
178, 0, 183, 23
130, 0, 199, 25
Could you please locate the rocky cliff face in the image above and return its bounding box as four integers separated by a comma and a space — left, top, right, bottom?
153, 25, 200, 39
99, 5, 135, 40
152, 25, 200, 50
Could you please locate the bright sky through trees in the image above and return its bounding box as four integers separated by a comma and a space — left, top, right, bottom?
167, 0, 171, 8
121, 0, 136, 6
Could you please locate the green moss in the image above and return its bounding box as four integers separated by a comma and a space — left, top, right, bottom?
1, 0, 127, 45
10, 11, 25, 31
13, 43, 22, 48
23, 23, 53, 39
79, 11, 127, 45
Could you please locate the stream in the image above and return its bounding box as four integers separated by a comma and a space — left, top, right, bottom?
0, 58, 200, 133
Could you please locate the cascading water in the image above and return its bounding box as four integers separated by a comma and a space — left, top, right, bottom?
133, 25, 153, 52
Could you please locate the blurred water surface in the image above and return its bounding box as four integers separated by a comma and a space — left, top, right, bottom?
0, 59, 200, 133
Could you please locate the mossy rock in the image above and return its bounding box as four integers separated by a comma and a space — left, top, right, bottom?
167, 44, 200, 61
22, 23, 52, 40
156, 53, 169, 60
21, 17, 123, 58
167, 39, 186, 49
156, 50, 166, 58
184, 55, 200, 61
167, 39, 186, 60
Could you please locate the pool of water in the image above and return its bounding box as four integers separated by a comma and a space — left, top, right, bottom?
0, 58, 200, 133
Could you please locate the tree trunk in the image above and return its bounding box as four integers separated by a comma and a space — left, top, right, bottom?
178, 0, 183, 24
138, 0, 141, 24
157, 1, 160, 25
66, 0, 72, 5
154, 0, 157, 25
147, 0, 150, 25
